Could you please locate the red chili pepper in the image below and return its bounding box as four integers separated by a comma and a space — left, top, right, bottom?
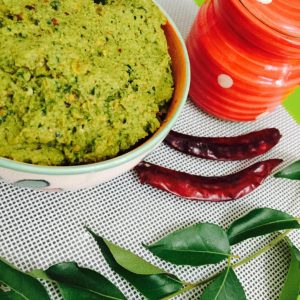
51, 18, 59, 26
164, 128, 281, 161
135, 159, 282, 202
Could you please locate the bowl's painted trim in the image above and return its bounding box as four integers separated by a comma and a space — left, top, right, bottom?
0, 6, 191, 176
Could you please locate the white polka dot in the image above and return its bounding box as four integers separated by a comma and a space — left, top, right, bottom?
257, 0, 272, 4
217, 74, 234, 89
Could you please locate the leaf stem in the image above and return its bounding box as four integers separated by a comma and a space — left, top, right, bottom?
232, 230, 292, 269
161, 284, 196, 300
231, 254, 241, 260
162, 230, 292, 300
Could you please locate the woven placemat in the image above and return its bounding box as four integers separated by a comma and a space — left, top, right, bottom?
1, 1, 299, 299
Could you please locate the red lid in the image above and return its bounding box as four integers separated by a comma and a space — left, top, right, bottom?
240, 0, 300, 38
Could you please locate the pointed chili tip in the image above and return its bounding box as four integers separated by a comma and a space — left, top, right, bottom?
270, 128, 282, 142
269, 158, 284, 166
265, 158, 283, 171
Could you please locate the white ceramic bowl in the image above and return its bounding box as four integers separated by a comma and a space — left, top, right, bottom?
0, 5, 190, 191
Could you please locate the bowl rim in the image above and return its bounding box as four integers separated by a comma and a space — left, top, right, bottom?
0, 3, 191, 176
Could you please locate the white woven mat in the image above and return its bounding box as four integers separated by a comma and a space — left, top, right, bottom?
1, 1, 300, 299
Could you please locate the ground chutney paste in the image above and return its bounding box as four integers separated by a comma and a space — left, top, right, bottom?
0, 0, 173, 165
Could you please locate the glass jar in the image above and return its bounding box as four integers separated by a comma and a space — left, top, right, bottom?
186, 0, 300, 121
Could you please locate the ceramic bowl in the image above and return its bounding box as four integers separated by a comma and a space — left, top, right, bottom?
0, 6, 190, 192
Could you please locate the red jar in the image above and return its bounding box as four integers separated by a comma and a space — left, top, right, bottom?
186, 0, 300, 121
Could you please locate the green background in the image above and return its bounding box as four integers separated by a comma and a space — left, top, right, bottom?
284, 87, 300, 125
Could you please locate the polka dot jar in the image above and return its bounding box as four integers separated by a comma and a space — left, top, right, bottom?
186, 0, 300, 121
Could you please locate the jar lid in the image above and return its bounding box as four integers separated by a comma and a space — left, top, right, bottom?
240, 0, 300, 38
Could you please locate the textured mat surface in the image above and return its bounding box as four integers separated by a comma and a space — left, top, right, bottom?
1, 1, 300, 299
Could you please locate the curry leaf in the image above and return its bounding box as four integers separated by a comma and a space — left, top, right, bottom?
145, 223, 231, 266
227, 208, 300, 245
43, 262, 125, 300
86, 227, 183, 300
28, 269, 53, 281
275, 160, 300, 180
279, 239, 300, 300
0, 257, 51, 300
101, 239, 164, 275
200, 267, 246, 300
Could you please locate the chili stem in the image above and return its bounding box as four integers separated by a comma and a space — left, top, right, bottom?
162, 230, 292, 300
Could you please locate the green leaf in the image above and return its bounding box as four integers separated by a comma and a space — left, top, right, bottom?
0, 257, 50, 300
43, 262, 126, 300
279, 239, 300, 300
28, 269, 53, 281
86, 228, 183, 300
227, 208, 300, 245
104, 239, 164, 275
275, 160, 300, 180
200, 267, 246, 300
145, 223, 231, 266
194, 0, 206, 6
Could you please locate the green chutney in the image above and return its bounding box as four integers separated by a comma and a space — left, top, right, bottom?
0, 0, 173, 165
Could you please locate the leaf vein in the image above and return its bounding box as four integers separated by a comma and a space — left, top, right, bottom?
0, 280, 30, 300
156, 249, 229, 256
214, 267, 230, 300
230, 219, 298, 240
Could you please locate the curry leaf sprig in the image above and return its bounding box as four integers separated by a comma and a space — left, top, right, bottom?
275, 160, 300, 181
0, 207, 300, 300
279, 238, 300, 300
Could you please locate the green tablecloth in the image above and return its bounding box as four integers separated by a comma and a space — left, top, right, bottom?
284, 87, 300, 124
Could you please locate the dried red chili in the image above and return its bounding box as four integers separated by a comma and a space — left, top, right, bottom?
164, 128, 281, 161
51, 18, 59, 26
135, 159, 282, 202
